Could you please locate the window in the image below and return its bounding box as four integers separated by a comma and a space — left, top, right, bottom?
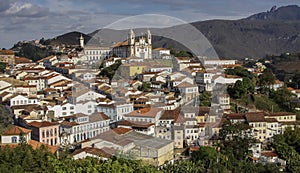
62, 107, 66, 110
70, 106, 74, 110
11, 136, 18, 143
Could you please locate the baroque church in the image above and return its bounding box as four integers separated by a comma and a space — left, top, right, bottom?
112, 29, 152, 59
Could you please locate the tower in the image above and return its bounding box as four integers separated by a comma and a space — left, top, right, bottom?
128, 29, 135, 56
147, 29, 151, 45
147, 29, 152, 59
79, 34, 84, 48
129, 29, 135, 45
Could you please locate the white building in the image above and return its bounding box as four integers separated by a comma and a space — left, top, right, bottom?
67, 88, 105, 103
8, 94, 39, 106
203, 59, 236, 66
112, 29, 152, 59
97, 103, 134, 121
152, 48, 171, 59
0, 126, 31, 144
213, 75, 243, 86
60, 112, 110, 145
176, 82, 199, 103
123, 107, 164, 126
47, 103, 76, 118
83, 46, 111, 61
75, 100, 98, 115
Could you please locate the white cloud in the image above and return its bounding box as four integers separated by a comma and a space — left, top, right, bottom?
3, 1, 49, 18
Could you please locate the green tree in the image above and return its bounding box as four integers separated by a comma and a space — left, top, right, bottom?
99, 60, 122, 80
138, 82, 151, 92
163, 160, 204, 173
228, 80, 247, 99
270, 87, 295, 111
225, 66, 255, 79
272, 127, 300, 172
199, 91, 211, 106
219, 120, 254, 161
0, 62, 6, 73
258, 68, 276, 87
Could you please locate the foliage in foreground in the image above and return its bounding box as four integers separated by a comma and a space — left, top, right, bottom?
272, 127, 300, 172
0, 139, 281, 173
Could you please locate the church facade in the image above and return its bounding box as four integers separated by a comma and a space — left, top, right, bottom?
112, 29, 152, 59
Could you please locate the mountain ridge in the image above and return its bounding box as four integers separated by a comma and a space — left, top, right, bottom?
42, 5, 300, 59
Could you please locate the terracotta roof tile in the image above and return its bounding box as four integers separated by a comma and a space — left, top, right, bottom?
28, 121, 59, 128
2, 125, 31, 135
112, 127, 132, 135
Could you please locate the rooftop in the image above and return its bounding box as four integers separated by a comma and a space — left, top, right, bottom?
126, 107, 163, 118
28, 121, 59, 128
2, 125, 31, 135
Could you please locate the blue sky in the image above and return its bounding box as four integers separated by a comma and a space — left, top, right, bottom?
1, 0, 300, 48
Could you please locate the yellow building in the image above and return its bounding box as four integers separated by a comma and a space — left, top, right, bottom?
0, 50, 15, 65
245, 112, 267, 142
118, 62, 151, 78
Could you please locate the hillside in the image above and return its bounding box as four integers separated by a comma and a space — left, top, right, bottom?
46, 31, 93, 46
259, 52, 300, 83
27, 5, 300, 60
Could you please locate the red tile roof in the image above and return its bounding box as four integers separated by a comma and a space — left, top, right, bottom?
28, 121, 59, 128
0, 50, 14, 55
2, 125, 31, 135
112, 127, 132, 135
126, 108, 163, 118
261, 151, 278, 157
0, 140, 58, 154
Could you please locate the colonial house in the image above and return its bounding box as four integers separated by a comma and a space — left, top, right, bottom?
47, 102, 76, 118
0, 125, 59, 154
28, 121, 60, 146
213, 74, 243, 86
83, 46, 111, 62
123, 108, 164, 126
59, 112, 110, 145
0, 125, 31, 144
152, 48, 171, 59
75, 100, 98, 115
67, 87, 105, 103
0, 50, 15, 64
23, 76, 48, 91
97, 102, 134, 121
203, 59, 236, 66
8, 94, 39, 107
118, 120, 155, 136
176, 82, 199, 103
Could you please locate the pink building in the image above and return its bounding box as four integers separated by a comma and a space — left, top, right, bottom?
28, 121, 59, 146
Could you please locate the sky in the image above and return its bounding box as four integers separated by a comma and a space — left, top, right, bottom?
1, 0, 300, 48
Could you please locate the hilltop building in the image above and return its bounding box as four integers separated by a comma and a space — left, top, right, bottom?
112, 29, 152, 59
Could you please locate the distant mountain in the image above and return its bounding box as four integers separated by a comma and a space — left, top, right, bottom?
247, 5, 300, 21
44, 5, 300, 59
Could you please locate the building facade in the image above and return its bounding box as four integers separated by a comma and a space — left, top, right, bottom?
112, 29, 152, 59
